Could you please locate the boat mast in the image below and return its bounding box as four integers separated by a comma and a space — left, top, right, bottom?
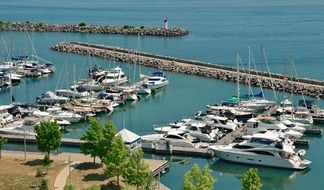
236, 53, 240, 103
261, 45, 278, 101
248, 47, 251, 99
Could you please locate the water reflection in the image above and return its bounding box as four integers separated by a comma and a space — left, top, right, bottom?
211, 159, 310, 190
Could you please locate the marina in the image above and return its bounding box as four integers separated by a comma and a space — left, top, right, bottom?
1, 0, 324, 189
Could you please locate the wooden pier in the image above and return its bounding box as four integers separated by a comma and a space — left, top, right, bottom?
52, 41, 324, 98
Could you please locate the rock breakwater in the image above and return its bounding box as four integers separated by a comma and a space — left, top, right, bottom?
51, 42, 324, 98
0, 22, 188, 37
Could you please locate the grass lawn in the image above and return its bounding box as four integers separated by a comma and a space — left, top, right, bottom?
0, 157, 66, 190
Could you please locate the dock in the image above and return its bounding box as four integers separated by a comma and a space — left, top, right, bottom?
2, 134, 84, 146
52, 41, 324, 98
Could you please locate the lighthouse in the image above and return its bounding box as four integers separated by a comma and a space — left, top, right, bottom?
163, 17, 168, 29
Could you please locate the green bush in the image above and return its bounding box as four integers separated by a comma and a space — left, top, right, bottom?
140, 25, 145, 29
79, 22, 86, 27
64, 184, 76, 190
26, 21, 30, 24
87, 185, 101, 190
123, 25, 134, 29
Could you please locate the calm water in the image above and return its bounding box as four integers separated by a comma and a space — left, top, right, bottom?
1, 0, 324, 189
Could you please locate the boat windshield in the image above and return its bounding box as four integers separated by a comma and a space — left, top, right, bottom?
250, 137, 275, 145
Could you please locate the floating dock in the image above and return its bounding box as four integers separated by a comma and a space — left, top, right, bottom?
52, 41, 324, 98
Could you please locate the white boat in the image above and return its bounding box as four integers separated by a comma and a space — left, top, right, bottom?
0, 105, 14, 126
101, 66, 128, 86
209, 133, 311, 170
36, 91, 70, 105
136, 83, 151, 95
47, 107, 82, 123
245, 118, 303, 139
153, 119, 191, 134
141, 71, 169, 90
280, 107, 313, 125
141, 131, 207, 150
186, 122, 219, 142
206, 114, 240, 131
55, 89, 91, 99
281, 120, 308, 133
276, 99, 294, 114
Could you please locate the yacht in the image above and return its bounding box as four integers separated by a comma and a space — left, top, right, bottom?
47, 107, 82, 123
36, 91, 70, 105
0, 105, 14, 126
186, 123, 219, 142
55, 89, 91, 99
206, 114, 240, 132
245, 118, 303, 139
298, 99, 324, 123
153, 119, 191, 134
101, 66, 128, 86
207, 104, 254, 122
276, 99, 294, 115
141, 131, 208, 150
209, 133, 311, 170
141, 71, 169, 90
136, 83, 151, 95
280, 107, 313, 125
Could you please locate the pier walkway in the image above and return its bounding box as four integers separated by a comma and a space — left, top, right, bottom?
52, 42, 324, 98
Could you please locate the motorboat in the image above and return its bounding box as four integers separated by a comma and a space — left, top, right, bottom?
206, 114, 240, 132
141, 131, 208, 150
55, 89, 91, 99
0, 105, 14, 126
245, 118, 303, 139
276, 99, 294, 115
136, 83, 151, 95
298, 99, 324, 123
140, 71, 169, 90
36, 91, 70, 105
209, 133, 311, 170
47, 107, 82, 123
100, 66, 128, 86
207, 104, 254, 122
186, 122, 219, 142
280, 107, 313, 125
281, 120, 308, 133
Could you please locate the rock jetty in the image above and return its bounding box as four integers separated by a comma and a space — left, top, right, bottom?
51, 42, 324, 98
0, 21, 188, 37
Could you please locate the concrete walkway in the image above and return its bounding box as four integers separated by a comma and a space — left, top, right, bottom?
54, 162, 80, 190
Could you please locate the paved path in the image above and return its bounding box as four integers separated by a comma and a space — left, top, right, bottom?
54, 162, 80, 190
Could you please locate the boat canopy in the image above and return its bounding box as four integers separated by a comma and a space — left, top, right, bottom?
11, 55, 28, 61
240, 92, 264, 98
152, 71, 165, 77
298, 99, 314, 109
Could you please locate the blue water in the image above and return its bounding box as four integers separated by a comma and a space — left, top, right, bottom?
1, 0, 324, 189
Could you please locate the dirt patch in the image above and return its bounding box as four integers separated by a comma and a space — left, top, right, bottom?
0, 157, 65, 190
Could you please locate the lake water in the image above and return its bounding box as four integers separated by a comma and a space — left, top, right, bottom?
1, 0, 324, 189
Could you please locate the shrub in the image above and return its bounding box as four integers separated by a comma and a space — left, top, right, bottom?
79, 22, 86, 27
140, 25, 145, 29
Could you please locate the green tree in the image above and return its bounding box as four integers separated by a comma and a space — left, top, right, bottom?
241, 168, 262, 190
35, 121, 62, 160
99, 121, 118, 162
40, 178, 49, 190
0, 136, 7, 159
79, 22, 86, 27
123, 148, 153, 190
183, 164, 216, 190
104, 135, 128, 187
80, 117, 103, 163
142, 171, 158, 190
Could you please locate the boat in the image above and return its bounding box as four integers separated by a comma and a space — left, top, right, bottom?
55, 89, 91, 99
245, 118, 304, 139
298, 99, 324, 123
209, 133, 311, 170
141, 131, 208, 150
140, 71, 169, 90
206, 114, 241, 132
280, 107, 313, 125
101, 66, 128, 86
0, 105, 14, 126
136, 83, 151, 95
276, 99, 294, 115
36, 91, 70, 105
186, 122, 219, 142
47, 107, 82, 123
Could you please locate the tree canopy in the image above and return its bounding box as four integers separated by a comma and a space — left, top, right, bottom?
123, 148, 154, 190
80, 117, 104, 163
104, 135, 128, 186
240, 168, 262, 190
35, 121, 62, 159
183, 164, 216, 190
